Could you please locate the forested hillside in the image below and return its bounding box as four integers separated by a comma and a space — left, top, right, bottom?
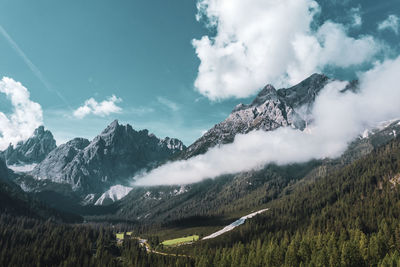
0, 214, 194, 267
186, 136, 400, 266
0, 159, 81, 223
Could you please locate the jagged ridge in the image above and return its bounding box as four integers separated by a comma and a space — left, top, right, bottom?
0, 126, 56, 166
31, 120, 186, 193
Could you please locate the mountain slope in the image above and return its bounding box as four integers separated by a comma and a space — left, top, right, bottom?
0, 126, 56, 167
95, 118, 398, 227
185, 135, 400, 266
0, 158, 81, 222
30, 137, 90, 182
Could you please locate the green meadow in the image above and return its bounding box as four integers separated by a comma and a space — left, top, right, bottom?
161, 235, 199, 246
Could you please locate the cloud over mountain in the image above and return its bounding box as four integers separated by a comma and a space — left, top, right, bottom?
134, 55, 400, 186
0, 77, 43, 150
192, 0, 383, 100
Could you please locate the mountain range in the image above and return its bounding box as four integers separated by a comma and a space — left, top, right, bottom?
30, 120, 185, 193
0, 73, 396, 223
0, 120, 186, 209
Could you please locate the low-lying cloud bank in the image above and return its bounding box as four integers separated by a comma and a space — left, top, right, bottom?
0, 77, 43, 150
133, 56, 400, 186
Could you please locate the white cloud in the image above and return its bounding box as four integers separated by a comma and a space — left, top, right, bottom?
0, 77, 43, 150
157, 96, 179, 111
73, 95, 122, 119
349, 7, 362, 28
192, 0, 383, 100
134, 56, 400, 186
288, 22, 380, 83
378, 14, 399, 34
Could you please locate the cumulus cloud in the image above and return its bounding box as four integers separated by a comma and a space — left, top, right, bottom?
378, 14, 399, 34
0, 77, 43, 150
73, 95, 122, 119
133, 56, 400, 186
192, 0, 383, 100
157, 96, 179, 111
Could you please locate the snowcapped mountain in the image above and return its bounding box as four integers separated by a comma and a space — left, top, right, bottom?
181, 73, 330, 159
30, 120, 186, 194
0, 126, 56, 167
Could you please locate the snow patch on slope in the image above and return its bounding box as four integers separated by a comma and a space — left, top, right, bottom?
376, 118, 400, 130
361, 119, 400, 139
19, 182, 33, 192
8, 163, 37, 173
82, 194, 96, 205
172, 185, 187, 196
95, 185, 133, 205
202, 208, 269, 240
362, 129, 370, 139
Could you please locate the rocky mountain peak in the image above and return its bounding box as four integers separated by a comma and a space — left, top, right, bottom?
181, 73, 330, 159
233, 84, 278, 113
31, 121, 187, 194
161, 137, 186, 152
96, 120, 137, 149
277, 73, 329, 108
0, 126, 57, 166
34, 126, 45, 136
250, 84, 278, 106
100, 119, 122, 137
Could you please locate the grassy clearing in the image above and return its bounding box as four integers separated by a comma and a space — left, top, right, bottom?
116, 233, 125, 240
161, 235, 199, 246
116, 232, 133, 240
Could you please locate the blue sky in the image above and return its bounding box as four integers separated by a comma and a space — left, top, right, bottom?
0, 0, 399, 147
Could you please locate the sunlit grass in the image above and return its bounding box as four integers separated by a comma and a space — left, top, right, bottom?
161, 235, 199, 246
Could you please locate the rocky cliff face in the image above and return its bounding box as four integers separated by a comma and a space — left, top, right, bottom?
30, 120, 186, 193
0, 126, 57, 166
181, 73, 330, 159
30, 138, 90, 183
